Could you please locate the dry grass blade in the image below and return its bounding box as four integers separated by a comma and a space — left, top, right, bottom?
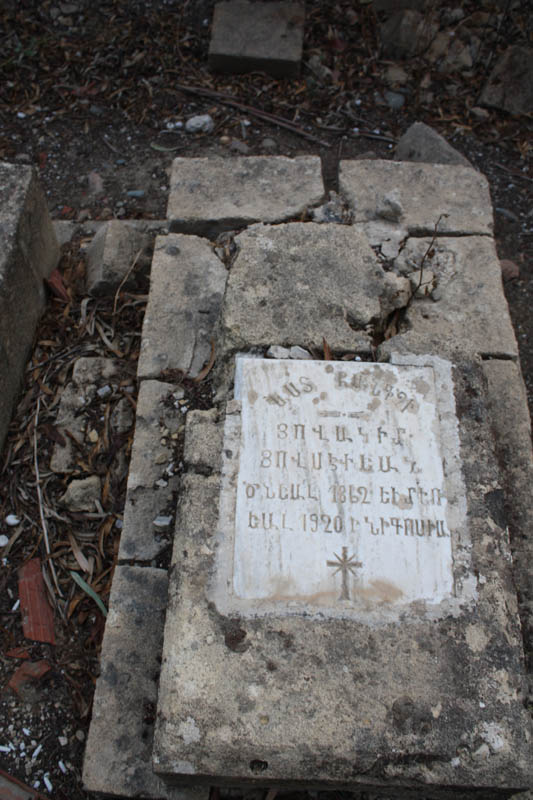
67, 530, 90, 573
193, 339, 216, 383
323, 337, 332, 360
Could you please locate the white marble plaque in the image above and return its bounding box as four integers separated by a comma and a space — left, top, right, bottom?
213, 358, 469, 620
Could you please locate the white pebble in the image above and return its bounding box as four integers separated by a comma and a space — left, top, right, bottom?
43, 774, 53, 792
5, 514, 20, 526
58, 735, 68, 746
0, 535, 9, 547
153, 515, 172, 528
0, 745, 10, 753
185, 114, 214, 134
58, 760, 67, 773
32, 744, 42, 759
11, 599, 20, 612
22, 728, 30, 736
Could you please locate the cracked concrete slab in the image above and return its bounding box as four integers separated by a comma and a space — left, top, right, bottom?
220, 222, 402, 355
0, 163, 59, 453
83, 565, 208, 800
379, 236, 518, 360
484, 359, 533, 675
339, 159, 493, 235
183, 408, 223, 474
167, 156, 324, 237
118, 380, 185, 562
137, 234, 227, 381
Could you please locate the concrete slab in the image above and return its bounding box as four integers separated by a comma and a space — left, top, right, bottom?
339, 159, 493, 235
183, 408, 223, 474
137, 234, 227, 381
153, 355, 533, 793
85, 219, 152, 296
0, 162, 59, 453
378, 235, 518, 360
83, 565, 207, 800
483, 360, 533, 675
220, 222, 407, 355
118, 380, 184, 562
209, 1, 304, 78
167, 156, 324, 238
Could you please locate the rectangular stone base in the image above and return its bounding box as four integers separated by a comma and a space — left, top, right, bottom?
153, 355, 533, 796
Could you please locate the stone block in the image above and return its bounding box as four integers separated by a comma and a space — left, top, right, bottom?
220, 222, 406, 355
167, 156, 324, 238
395, 122, 472, 168
85, 219, 152, 296
83, 565, 207, 800
483, 360, 533, 673
137, 234, 227, 381
339, 159, 493, 235
118, 380, 184, 562
183, 409, 223, 473
378, 236, 518, 361
153, 356, 533, 792
209, 1, 304, 78
0, 162, 59, 454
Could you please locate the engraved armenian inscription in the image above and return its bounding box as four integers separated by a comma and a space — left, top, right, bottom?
229, 359, 455, 610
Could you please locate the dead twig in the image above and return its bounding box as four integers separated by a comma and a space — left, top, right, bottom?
113, 247, 144, 318
173, 83, 331, 147
34, 396, 62, 598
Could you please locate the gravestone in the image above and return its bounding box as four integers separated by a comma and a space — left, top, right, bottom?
212, 358, 466, 619
83, 154, 533, 798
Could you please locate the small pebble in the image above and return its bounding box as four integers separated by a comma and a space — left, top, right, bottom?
97, 385, 112, 398
0, 535, 9, 547
267, 345, 290, 359
153, 515, 172, 528
126, 190, 145, 198
43, 774, 53, 792
289, 346, 312, 360
185, 114, 214, 134
75, 730, 85, 742
5, 514, 20, 526
58, 736, 68, 746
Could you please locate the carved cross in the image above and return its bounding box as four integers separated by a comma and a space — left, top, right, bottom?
327, 546, 362, 601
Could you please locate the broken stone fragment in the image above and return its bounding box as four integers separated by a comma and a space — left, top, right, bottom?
479, 45, 533, 116
85, 220, 152, 297
267, 345, 290, 359
394, 122, 472, 168
60, 475, 101, 511
376, 189, 403, 222
381, 272, 412, 312
380, 10, 438, 58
